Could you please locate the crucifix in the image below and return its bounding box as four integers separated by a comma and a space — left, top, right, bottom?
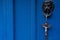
42, 22, 50, 40
42, 0, 55, 40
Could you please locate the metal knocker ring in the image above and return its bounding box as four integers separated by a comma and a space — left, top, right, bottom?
42, 1, 54, 17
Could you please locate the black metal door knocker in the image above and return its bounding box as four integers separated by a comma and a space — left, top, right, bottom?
42, 0, 55, 40
42, 1, 54, 17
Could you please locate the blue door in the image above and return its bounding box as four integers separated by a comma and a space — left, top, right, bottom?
0, 0, 60, 40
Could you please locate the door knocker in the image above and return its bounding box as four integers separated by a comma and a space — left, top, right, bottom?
42, 0, 55, 40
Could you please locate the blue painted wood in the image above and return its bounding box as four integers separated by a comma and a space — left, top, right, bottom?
15, 0, 37, 40
0, 0, 13, 40
0, 0, 60, 40
37, 0, 60, 40
13, 0, 60, 40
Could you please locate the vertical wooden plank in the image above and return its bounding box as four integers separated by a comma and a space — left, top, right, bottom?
37, 0, 44, 40
6, 0, 13, 40
31, 0, 37, 40
15, 0, 31, 40
0, 0, 5, 40
48, 0, 60, 40
37, 0, 60, 40
0, 0, 13, 40
15, 0, 37, 40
